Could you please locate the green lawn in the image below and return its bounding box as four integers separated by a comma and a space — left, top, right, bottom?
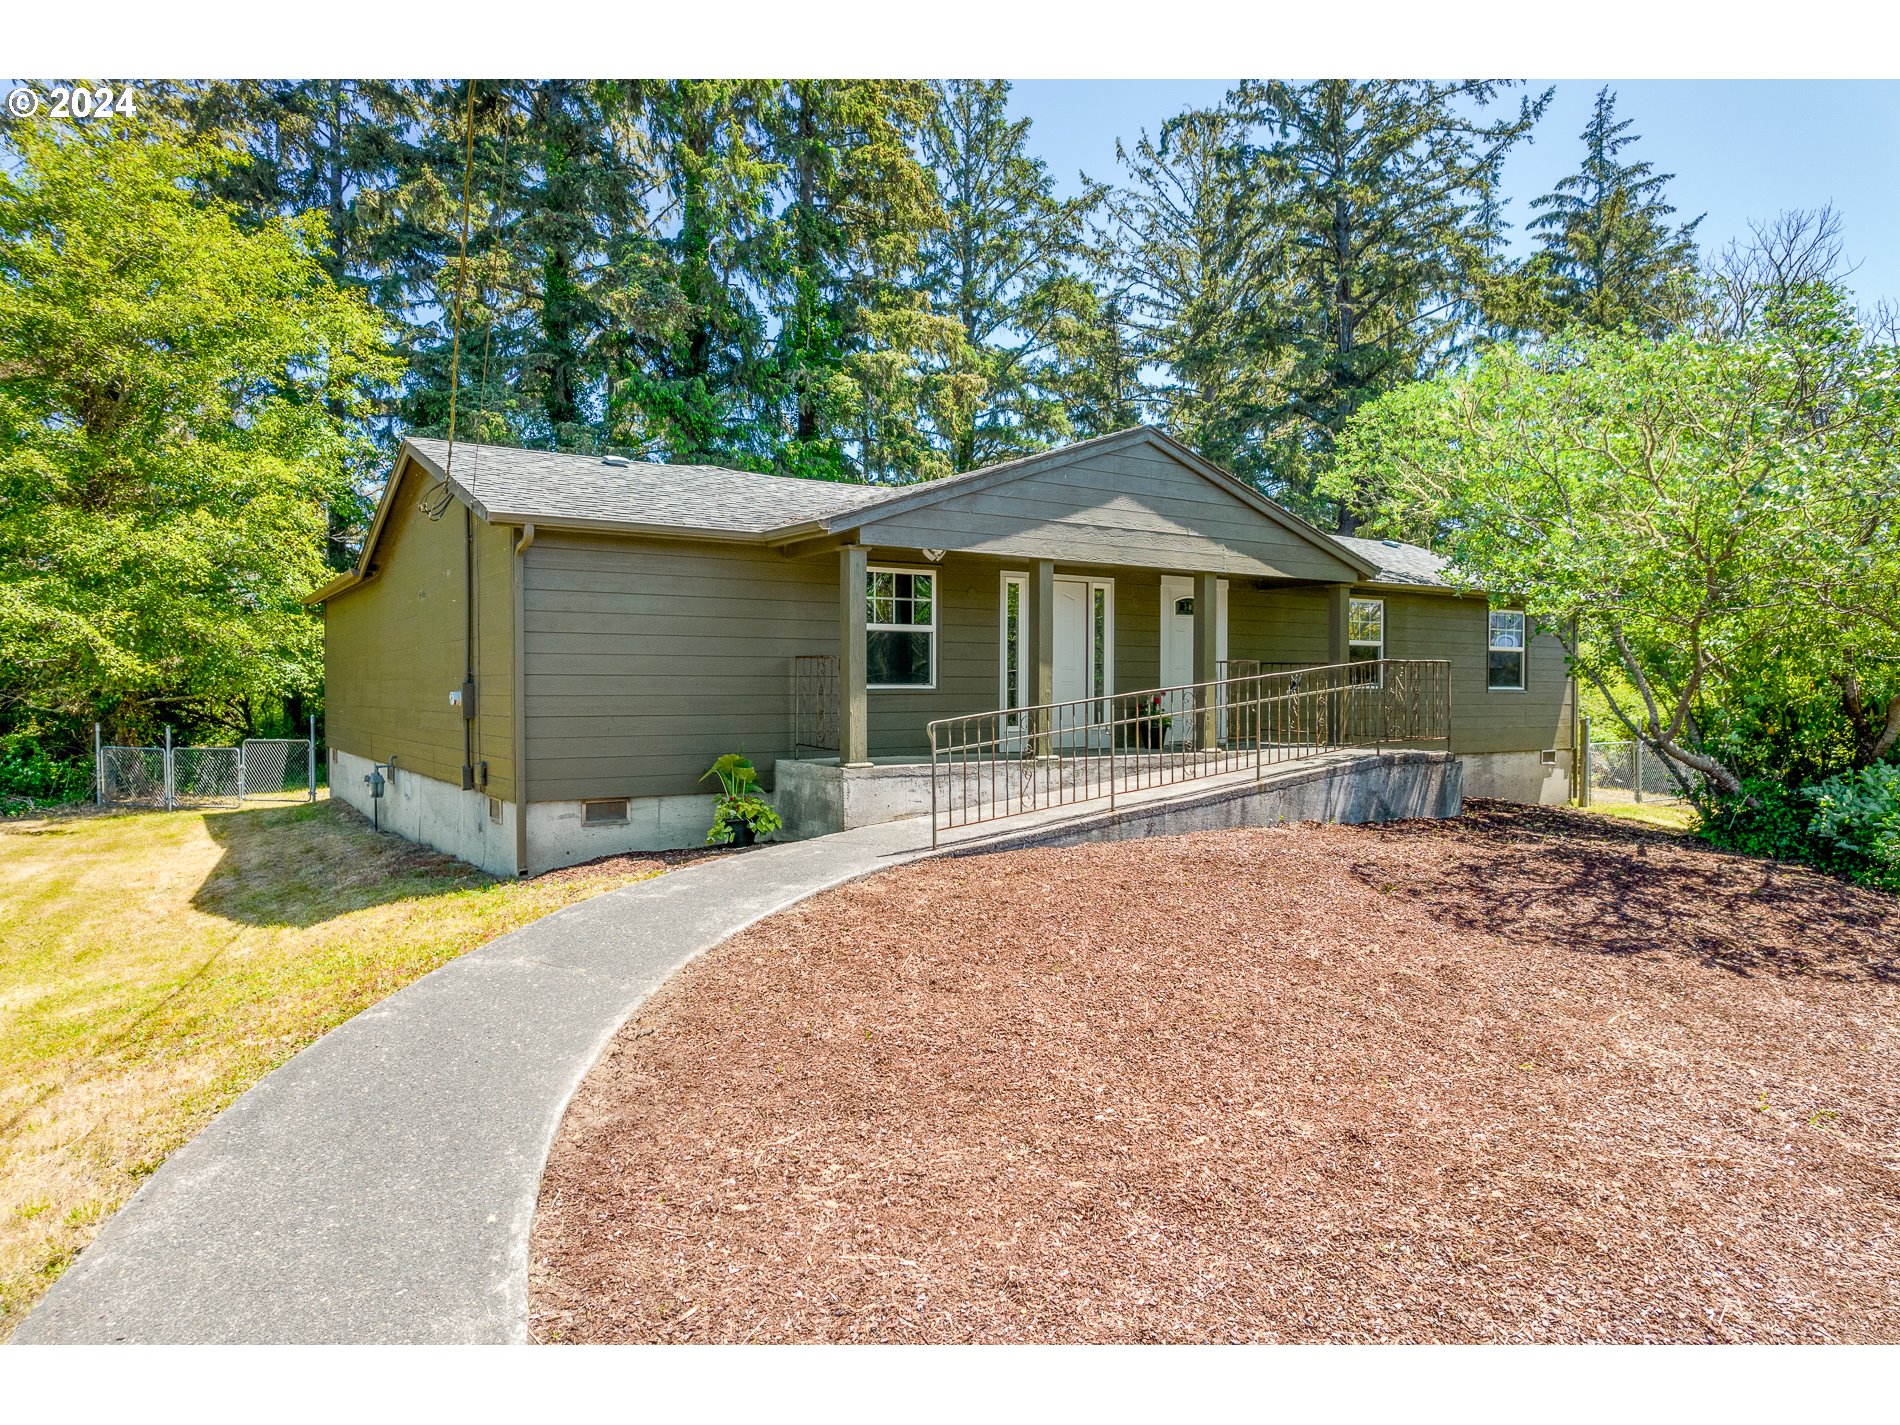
0, 798, 650, 1338
1578, 798, 1701, 832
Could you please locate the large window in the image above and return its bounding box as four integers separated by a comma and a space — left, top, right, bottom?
868, 568, 935, 688
1488, 610, 1526, 691
1349, 597, 1385, 684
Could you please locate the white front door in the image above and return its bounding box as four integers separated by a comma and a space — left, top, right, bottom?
1052, 578, 1090, 705
1159, 576, 1228, 740
1006, 575, 1111, 747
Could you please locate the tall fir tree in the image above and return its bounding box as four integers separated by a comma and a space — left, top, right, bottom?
1229, 79, 1549, 531
767, 79, 954, 481
608, 80, 779, 467
1512, 87, 1702, 337
1096, 106, 1284, 480
917, 80, 1105, 470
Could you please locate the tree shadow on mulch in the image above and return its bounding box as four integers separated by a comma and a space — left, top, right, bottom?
1343, 799, 1900, 983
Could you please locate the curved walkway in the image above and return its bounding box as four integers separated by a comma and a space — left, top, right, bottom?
15, 820, 933, 1344
14, 749, 1432, 1343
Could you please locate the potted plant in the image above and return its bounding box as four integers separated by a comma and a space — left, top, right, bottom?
1134, 694, 1171, 749
701, 753, 783, 847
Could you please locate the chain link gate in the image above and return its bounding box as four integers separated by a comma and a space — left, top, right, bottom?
98, 745, 167, 806
238, 738, 315, 802
94, 723, 317, 812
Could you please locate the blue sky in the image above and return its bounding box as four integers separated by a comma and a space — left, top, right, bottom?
1012, 79, 1900, 312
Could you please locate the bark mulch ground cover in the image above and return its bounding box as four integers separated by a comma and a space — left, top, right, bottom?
529, 801, 1900, 1343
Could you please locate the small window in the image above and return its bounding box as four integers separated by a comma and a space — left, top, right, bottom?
868, 567, 935, 689
487, 795, 503, 824
1174, 596, 1195, 617
582, 798, 629, 827
1349, 597, 1384, 685
1488, 611, 1527, 691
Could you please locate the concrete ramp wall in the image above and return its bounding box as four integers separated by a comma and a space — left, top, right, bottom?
943, 751, 1461, 857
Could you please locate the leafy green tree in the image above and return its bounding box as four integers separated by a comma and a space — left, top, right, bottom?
1229, 79, 1549, 530
1503, 87, 1701, 336
918, 80, 1106, 470
0, 120, 397, 751
1333, 285, 1900, 796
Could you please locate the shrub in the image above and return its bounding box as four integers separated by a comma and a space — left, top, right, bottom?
0, 734, 93, 813
1699, 767, 1900, 893
1806, 764, 1900, 875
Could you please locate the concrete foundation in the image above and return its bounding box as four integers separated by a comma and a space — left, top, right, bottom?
523, 794, 719, 874
331, 749, 518, 877
1460, 749, 1572, 805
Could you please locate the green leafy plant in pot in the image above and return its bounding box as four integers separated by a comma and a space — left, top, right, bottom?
702, 753, 783, 847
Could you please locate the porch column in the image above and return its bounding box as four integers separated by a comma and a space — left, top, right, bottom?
1325, 582, 1352, 747
1028, 559, 1055, 756
1193, 571, 1220, 750
1325, 583, 1351, 665
839, 544, 869, 766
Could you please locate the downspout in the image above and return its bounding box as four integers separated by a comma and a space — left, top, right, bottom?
512, 522, 534, 876
463, 504, 476, 791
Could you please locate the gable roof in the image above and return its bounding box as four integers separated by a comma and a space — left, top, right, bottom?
306, 427, 1413, 603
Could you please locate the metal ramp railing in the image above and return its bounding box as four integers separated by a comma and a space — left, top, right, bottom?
925, 659, 1451, 846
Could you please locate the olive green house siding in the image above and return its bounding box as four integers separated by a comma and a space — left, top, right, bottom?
314, 427, 1577, 874
321, 458, 516, 802
522, 531, 835, 802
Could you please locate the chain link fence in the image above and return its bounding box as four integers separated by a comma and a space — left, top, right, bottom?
1588, 738, 1700, 805
94, 725, 317, 812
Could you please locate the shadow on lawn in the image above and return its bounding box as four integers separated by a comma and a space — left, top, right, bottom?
191, 798, 495, 928
1347, 800, 1900, 983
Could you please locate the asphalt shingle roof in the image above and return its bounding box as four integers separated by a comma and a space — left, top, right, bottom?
1334, 536, 1453, 588
402, 435, 1446, 587
405, 437, 892, 536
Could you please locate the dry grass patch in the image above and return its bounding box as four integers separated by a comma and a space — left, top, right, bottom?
0, 798, 649, 1338
532, 802, 1900, 1344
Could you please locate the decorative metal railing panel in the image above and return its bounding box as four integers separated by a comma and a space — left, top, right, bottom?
927, 659, 1451, 845
792, 653, 840, 756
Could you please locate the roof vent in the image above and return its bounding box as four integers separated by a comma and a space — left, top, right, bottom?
1381, 538, 1402, 548
600, 456, 630, 468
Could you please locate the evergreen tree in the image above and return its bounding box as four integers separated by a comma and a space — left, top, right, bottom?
767, 79, 952, 481
608, 80, 779, 466
1096, 106, 1284, 479
917, 80, 1105, 470
1502, 87, 1702, 338
1229, 79, 1549, 531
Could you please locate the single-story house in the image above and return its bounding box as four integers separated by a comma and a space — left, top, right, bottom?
307, 426, 1574, 875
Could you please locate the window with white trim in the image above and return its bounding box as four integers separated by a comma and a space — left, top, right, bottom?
868, 567, 935, 689
1000, 573, 1025, 726
1349, 597, 1385, 684
1488, 610, 1527, 691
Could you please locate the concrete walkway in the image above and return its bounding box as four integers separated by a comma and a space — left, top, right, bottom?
14, 748, 1447, 1343
15, 819, 934, 1344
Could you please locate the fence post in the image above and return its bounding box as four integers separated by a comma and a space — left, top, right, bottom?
1577, 715, 1592, 807
94, 722, 104, 806
163, 725, 174, 812
1633, 740, 1644, 803
308, 715, 317, 802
